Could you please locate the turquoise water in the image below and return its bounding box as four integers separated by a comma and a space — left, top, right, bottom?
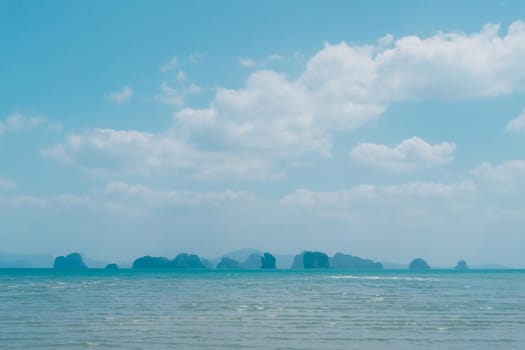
1, 269, 524, 349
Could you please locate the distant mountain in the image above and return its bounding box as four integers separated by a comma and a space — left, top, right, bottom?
273, 254, 295, 269
331, 253, 383, 270
204, 248, 263, 269
0, 252, 54, 268
241, 253, 262, 269
220, 248, 263, 262
216, 257, 241, 269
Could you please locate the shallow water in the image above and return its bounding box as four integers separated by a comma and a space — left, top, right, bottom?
1, 269, 524, 349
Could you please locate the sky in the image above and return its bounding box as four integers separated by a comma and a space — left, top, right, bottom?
2, 0, 525, 266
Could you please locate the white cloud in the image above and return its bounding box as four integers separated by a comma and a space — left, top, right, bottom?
156, 82, 202, 108
0, 182, 257, 218
506, 110, 525, 131
239, 58, 256, 68
42, 128, 281, 180
350, 136, 456, 172
472, 160, 525, 193
157, 81, 184, 107
0, 113, 62, 136
302, 22, 525, 103
176, 70, 384, 158
238, 53, 304, 69
103, 182, 256, 206
177, 21, 525, 163
281, 181, 476, 208
160, 56, 178, 72
46, 21, 525, 180
106, 86, 133, 104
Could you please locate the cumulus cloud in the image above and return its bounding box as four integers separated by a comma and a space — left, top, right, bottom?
301, 22, 525, 103
106, 86, 133, 104
472, 160, 525, 193
506, 110, 525, 131
175, 70, 385, 157
177, 21, 525, 160
46, 21, 525, 180
42, 128, 281, 180
350, 136, 456, 172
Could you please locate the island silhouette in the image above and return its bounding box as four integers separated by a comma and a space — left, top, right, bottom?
48, 250, 472, 271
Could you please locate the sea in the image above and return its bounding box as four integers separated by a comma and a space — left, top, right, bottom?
1, 269, 524, 349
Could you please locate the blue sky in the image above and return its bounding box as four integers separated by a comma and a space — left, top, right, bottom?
2, 1, 525, 266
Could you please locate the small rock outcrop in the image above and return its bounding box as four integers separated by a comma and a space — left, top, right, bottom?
331, 253, 383, 270
105, 263, 118, 270
170, 253, 205, 268
132, 256, 171, 269
409, 258, 431, 271
261, 252, 276, 269
292, 251, 330, 269
454, 260, 469, 271
216, 257, 241, 269
53, 253, 87, 270
241, 253, 262, 269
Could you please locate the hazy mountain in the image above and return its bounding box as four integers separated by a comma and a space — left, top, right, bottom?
0, 252, 54, 268
220, 248, 263, 262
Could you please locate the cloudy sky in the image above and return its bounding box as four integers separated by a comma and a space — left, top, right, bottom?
2, 0, 525, 266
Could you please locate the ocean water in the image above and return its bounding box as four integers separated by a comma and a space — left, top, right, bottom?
1, 269, 524, 349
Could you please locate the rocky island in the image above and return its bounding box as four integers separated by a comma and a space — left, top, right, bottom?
292, 251, 330, 269
241, 253, 263, 269
132, 253, 206, 269
216, 257, 241, 269
53, 253, 88, 270
409, 258, 431, 271
454, 260, 469, 271
331, 253, 383, 270
261, 252, 276, 269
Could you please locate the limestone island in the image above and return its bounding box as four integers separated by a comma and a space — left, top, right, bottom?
241, 253, 263, 269
54, 252, 88, 270
409, 258, 431, 271
292, 251, 330, 269
454, 260, 469, 271
331, 253, 383, 270
261, 252, 276, 269
132, 253, 206, 269
216, 257, 241, 269
290, 251, 383, 270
